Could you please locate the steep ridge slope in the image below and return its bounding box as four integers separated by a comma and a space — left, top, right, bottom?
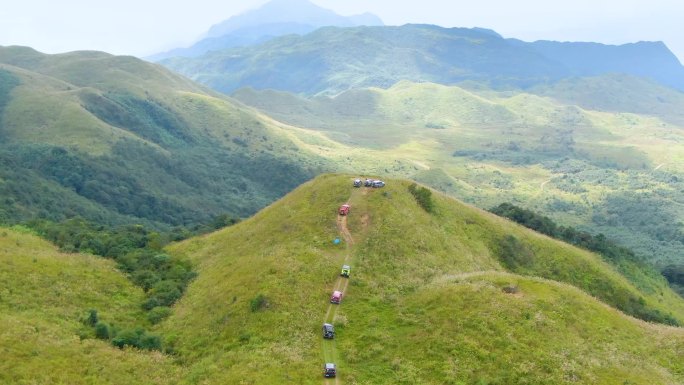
165, 174, 684, 384
0, 46, 328, 226
0, 227, 182, 384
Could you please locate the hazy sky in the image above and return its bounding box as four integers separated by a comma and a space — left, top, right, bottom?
1, 0, 682, 62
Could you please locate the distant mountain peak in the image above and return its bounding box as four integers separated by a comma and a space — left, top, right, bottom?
149, 0, 383, 61
205, 0, 383, 38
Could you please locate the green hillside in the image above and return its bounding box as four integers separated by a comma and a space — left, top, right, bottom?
234, 81, 684, 267
0, 46, 328, 227
161, 174, 684, 384
0, 226, 182, 384
4, 174, 684, 384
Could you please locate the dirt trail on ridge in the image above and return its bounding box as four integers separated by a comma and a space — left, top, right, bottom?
322, 193, 357, 385
336, 215, 354, 246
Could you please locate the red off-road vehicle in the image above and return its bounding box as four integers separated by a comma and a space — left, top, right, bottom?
330, 290, 342, 304
338, 204, 350, 216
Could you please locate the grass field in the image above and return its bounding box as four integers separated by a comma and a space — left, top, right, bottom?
0, 226, 183, 384
3, 174, 684, 383
161, 174, 684, 384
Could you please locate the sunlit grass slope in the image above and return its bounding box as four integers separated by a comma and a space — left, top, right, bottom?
166, 174, 684, 384
0, 227, 182, 384
163, 174, 352, 384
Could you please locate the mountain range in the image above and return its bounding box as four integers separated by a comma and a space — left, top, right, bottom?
232, 77, 684, 267
159, 24, 684, 95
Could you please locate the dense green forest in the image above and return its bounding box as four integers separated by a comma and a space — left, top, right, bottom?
0, 143, 313, 227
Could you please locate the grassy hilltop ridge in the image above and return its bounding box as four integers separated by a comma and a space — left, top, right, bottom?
163, 174, 684, 384
3, 174, 684, 384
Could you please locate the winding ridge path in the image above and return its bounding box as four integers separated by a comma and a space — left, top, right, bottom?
322, 196, 356, 384
540, 178, 552, 191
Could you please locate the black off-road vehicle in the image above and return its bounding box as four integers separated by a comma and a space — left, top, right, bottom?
322, 323, 335, 339
324, 363, 337, 377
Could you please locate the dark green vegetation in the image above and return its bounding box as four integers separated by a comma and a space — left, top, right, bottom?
0, 46, 327, 228
663, 264, 684, 296
25, 217, 234, 351
408, 183, 434, 213
85, 309, 162, 350
491, 203, 640, 263
28, 219, 198, 311
0, 69, 19, 117
160, 24, 684, 95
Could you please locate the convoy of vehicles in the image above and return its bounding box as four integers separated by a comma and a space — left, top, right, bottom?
325, 178, 385, 378
359, 178, 385, 188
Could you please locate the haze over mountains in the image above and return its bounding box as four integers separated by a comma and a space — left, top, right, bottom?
149, 0, 684, 269
148, 0, 383, 61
